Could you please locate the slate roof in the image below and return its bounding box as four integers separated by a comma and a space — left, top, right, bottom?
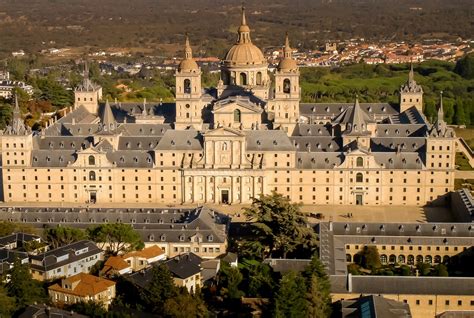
245, 130, 294, 151
0, 206, 230, 245
262, 258, 311, 273
155, 129, 203, 151
340, 295, 412, 318
0, 232, 41, 248
299, 102, 398, 118
29, 240, 102, 272
165, 252, 202, 279
19, 304, 88, 318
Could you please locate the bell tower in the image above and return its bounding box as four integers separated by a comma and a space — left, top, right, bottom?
272, 33, 300, 135
74, 61, 102, 115
175, 35, 203, 130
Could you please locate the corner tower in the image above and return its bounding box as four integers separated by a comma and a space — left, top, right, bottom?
272, 33, 300, 135
175, 35, 203, 130
74, 61, 103, 115
400, 63, 423, 114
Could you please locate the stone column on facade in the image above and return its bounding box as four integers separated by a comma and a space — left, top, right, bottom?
214, 176, 218, 204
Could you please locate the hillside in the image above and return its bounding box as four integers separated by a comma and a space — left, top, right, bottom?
0, 0, 472, 57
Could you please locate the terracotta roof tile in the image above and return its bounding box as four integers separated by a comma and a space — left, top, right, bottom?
123, 245, 164, 260
49, 273, 115, 297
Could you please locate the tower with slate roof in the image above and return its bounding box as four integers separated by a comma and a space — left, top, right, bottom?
74, 61, 103, 115
400, 63, 423, 114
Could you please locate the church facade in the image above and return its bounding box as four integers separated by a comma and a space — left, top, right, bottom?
0, 8, 456, 206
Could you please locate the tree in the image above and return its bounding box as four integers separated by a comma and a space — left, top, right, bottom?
356, 246, 381, 271
454, 99, 466, 125
416, 262, 431, 276
65, 301, 107, 317
454, 53, 474, 79
44, 226, 87, 249
433, 264, 449, 277
87, 223, 144, 255
244, 192, 317, 258
163, 288, 208, 318
142, 264, 177, 313
0, 221, 37, 237
244, 261, 275, 298
6, 259, 46, 311
273, 271, 307, 318
0, 286, 15, 317
218, 261, 244, 300
303, 256, 331, 317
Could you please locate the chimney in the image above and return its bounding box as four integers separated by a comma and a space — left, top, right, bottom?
347, 273, 353, 293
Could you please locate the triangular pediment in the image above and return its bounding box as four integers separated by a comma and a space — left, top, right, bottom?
213, 97, 262, 113
203, 126, 245, 137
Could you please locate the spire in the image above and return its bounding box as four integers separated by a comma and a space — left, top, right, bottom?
185, 34, 193, 60
408, 62, 414, 83
237, 6, 251, 44
84, 60, 89, 81
438, 91, 444, 121
102, 99, 116, 131
284, 32, 292, 59
241, 5, 247, 26
343, 96, 372, 135
13, 94, 20, 120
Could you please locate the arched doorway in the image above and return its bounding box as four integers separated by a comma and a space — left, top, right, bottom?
240, 73, 247, 85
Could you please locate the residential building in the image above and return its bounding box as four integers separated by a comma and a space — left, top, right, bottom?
0, 248, 29, 275
100, 256, 132, 277
0, 232, 42, 250
0, 7, 457, 208
29, 240, 102, 281
19, 304, 88, 318
128, 252, 203, 293
122, 245, 166, 271
48, 273, 116, 308
0, 206, 229, 259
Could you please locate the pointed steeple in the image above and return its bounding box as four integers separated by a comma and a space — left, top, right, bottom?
237, 6, 251, 44
185, 34, 193, 60
343, 96, 372, 135
408, 63, 414, 83
438, 91, 444, 122
178, 34, 199, 71
6, 94, 29, 135
13, 94, 20, 120
277, 32, 297, 71
102, 99, 116, 131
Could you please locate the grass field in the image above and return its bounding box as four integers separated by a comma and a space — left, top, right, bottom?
456, 153, 473, 171
454, 127, 474, 150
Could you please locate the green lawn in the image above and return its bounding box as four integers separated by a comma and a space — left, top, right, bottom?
456, 153, 473, 171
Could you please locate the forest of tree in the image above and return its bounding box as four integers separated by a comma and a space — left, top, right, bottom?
0, 0, 472, 57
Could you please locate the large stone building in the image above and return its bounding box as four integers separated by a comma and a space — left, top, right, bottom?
0, 8, 456, 206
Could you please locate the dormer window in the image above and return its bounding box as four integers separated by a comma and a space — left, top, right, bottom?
179, 235, 185, 242
208, 235, 213, 242
161, 235, 166, 241
149, 235, 154, 241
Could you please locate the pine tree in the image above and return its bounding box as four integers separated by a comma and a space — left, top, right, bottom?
274, 271, 307, 318
6, 259, 46, 311
303, 256, 332, 317
0, 285, 15, 318
454, 99, 466, 125
142, 264, 177, 313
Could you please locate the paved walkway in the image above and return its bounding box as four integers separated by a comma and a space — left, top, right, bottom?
456, 170, 474, 179
0, 202, 451, 224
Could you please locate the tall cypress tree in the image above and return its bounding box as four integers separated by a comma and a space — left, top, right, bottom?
274, 271, 307, 318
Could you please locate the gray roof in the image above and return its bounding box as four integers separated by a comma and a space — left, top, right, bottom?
0, 232, 41, 248
165, 252, 202, 278
0, 206, 229, 245
340, 295, 412, 318
245, 130, 294, 151
19, 304, 89, 318
331, 275, 474, 295
300, 103, 398, 118
262, 258, 311, 273
29, 240, 102, 272
155, 129, 203, 151
296, 152, 344, 169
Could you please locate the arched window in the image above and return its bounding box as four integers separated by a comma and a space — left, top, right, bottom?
425, 255, 432, 264
240, 73, 247, 85
88, 155, 95, 165
398, 255, 406, 264
356, 173, 363, 183
222, 142, 228, 151
89, 171, 96, 181
234, 109, 241, 123
283, 78, 291, 94
356, 157, 363, 167
184, 79, 191, 94
256, 72, 262, 85
434, 255, 441, 264
407, 255, 414, 265
380, 254, 387, 264
389, 254, 397, 264
346, 254, 352, 262
416, 255, 423, 264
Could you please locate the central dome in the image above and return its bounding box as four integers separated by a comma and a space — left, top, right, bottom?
224, 6, 266, 67
225, 43, 265, 66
